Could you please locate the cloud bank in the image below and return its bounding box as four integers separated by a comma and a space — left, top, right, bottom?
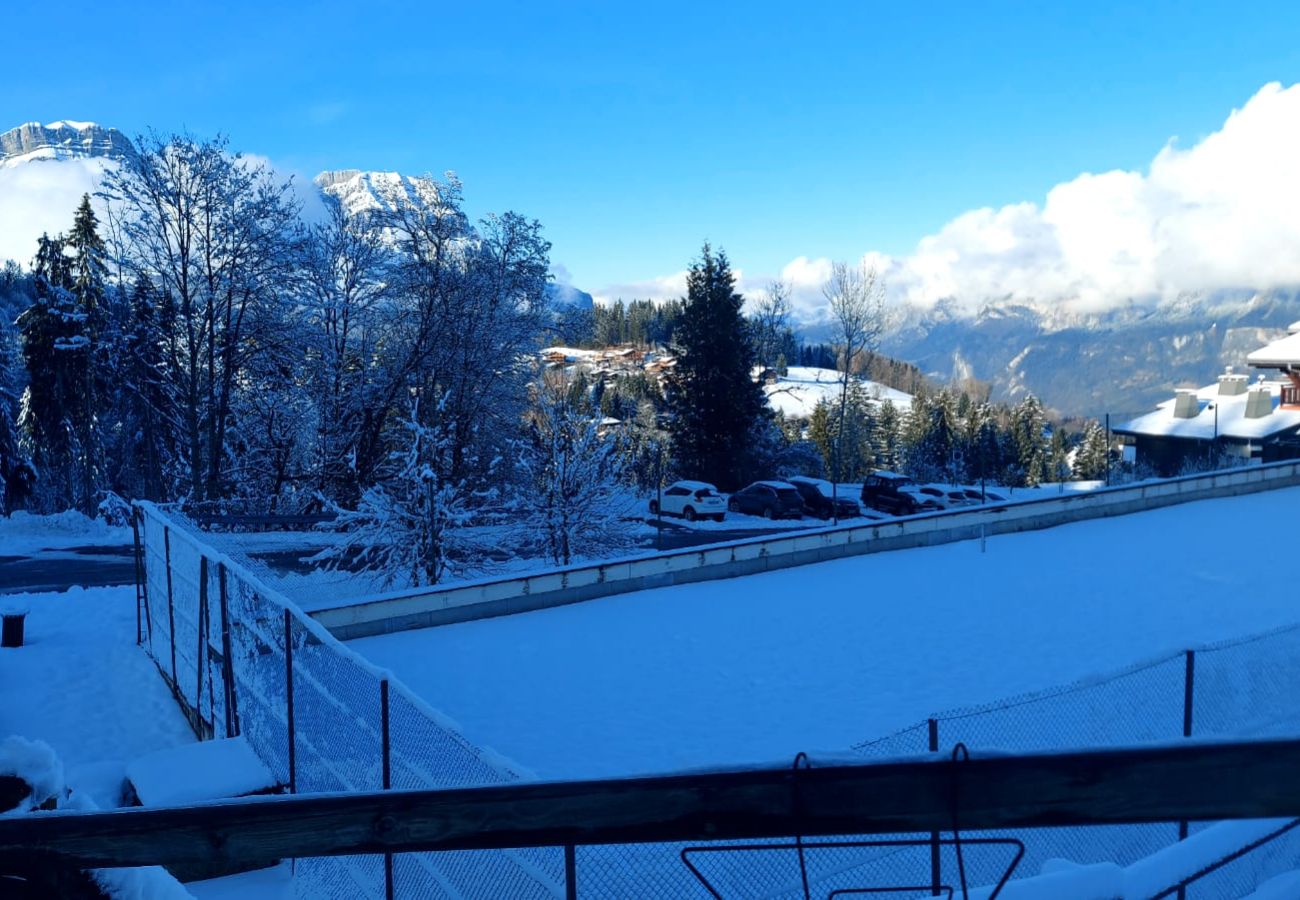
597, 81, 1300, 320
0, 157, 112, 267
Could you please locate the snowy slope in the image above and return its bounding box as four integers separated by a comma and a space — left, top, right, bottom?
351, 486, 1300, 780
764, 366, 912, 419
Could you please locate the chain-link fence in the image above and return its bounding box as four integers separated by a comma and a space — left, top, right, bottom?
134, 501, 1300, 897
851, 623, 1300, 897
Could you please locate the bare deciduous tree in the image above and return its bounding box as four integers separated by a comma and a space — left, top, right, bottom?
750, 279, 791, 371
822, 261, 885, 512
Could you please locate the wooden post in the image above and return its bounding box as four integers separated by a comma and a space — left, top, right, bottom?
164, 527, 177, 687
381, 679, 393, 900
218, 565, 239, 738
928, 717, 941, 897
284, 610, 296, 795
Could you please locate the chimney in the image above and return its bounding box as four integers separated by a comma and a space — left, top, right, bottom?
1244, 384, 1274, 419
1217, 365, 1248, 396
1173, 390, 1202, 419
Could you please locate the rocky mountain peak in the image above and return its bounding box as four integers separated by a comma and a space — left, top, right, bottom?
0, 121, 136, 167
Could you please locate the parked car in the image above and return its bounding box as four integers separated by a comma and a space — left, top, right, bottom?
961, 487, 1007, 504
916, 485, 974, 509
860, 471, 943, 516
650, 480, 726, 522
727, 481, 806, 519
788, 476, 860, 520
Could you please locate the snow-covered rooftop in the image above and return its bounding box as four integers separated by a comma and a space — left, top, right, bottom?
1247, 331, 1300, 368
1115, 380, 1300, 440
763, 366, 912, 419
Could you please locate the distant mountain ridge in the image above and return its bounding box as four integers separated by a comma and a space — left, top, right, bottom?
0, 121, 135, 168
879, 290, 1300, 417
4, 119, 1297, 417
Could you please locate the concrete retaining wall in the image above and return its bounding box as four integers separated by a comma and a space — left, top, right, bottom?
314, 461, 1300, 640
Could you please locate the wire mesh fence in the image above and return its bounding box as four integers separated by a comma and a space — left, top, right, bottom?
133, 501, 1300, 898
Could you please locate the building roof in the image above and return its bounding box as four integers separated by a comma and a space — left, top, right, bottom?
1247, 331, 1300, 369
1114, 380, 1300, 441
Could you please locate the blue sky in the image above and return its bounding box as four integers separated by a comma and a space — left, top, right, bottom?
5, 1, 1300, 301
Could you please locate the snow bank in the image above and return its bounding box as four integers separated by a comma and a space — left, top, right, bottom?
0, 734, 63, 814
128, 737, 277, 806
92, 866, 196, 900
0, 509, 131, 555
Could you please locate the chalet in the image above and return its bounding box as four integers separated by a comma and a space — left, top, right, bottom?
1113, 324, 1300, 476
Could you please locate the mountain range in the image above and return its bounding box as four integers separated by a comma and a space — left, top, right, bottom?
1, 120, 1294, 417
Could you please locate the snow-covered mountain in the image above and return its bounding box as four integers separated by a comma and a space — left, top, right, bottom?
0, 121, 135, 169
5, 119, 1297, 417
878, 290, 1300, 417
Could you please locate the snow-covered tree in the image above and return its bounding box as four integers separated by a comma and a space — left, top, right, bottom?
1008, 395, 1050, 487
1072, 421, 1109, 481
0, 317, 32, 513
102, 134, 301, 501
321, 399, 494, 588
516, 373, 635, 566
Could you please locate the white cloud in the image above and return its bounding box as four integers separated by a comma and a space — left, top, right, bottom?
0, 157, 112, 267
600, 81, 1300, 319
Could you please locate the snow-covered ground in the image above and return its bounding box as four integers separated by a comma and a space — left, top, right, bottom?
0, 510, 131, 555
0, 585, 194, 799
763, 366, 912, 419
350, 485, 1300, 780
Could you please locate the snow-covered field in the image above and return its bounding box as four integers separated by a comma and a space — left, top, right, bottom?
763, 366, 912, 418
350, 485, 1300, 780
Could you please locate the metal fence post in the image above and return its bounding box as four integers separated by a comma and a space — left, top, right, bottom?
164, 527, 177, 687
1177, 649, 1195, 900
381, 679, 394, 900
131, 510, 143, 645
196, 557, 209, 738
218, 564, 239, 738
565, 844, 577, 900
285, 609, 296, 795
928, 717, 941, 897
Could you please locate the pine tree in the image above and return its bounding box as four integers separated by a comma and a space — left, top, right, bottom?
1072, 421, 1109, 481
18, 234, 82, 511
64, 195, 108, 512
0, 317, 32, 513
666, 243, 767, 490
1008, 395, 1049, 487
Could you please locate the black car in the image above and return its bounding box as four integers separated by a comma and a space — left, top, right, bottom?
859, 471, 942, 516
788, 477, 860, 520
727, 481, 805, 519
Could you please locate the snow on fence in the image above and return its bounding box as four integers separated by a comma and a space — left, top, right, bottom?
312, 460, 1300, 640
134, 502, 566, 899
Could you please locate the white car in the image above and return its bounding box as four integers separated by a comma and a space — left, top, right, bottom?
650, 480, 727, 522
916, 484, 974, 509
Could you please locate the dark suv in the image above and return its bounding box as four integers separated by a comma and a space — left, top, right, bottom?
860, 471, 942, 516
788, 477, 860, 520
728, 481, 806, 519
